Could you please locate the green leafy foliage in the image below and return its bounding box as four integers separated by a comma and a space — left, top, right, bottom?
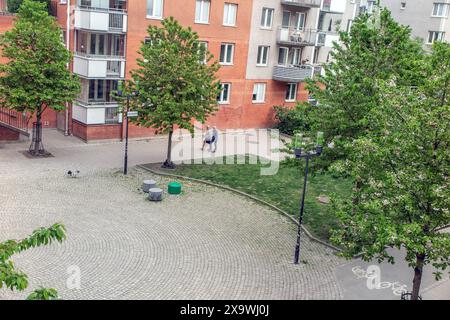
27, 287, 59, 300
330, 42, 450, 299
6, 0, 50, 13
129, 17, 221, 166
305, 8, 424, 169
0, 0, 80, 126
273, 103, 312, 135
0, 223, 66, 299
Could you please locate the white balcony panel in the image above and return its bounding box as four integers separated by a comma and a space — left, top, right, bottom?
122, 15, 128, 33
328, 0, 346, 13
90, 11, 110, 31
87, 107, 106, 125
325, 34, 339, 47
72, 104, 87, 124
74, 56, 110, 78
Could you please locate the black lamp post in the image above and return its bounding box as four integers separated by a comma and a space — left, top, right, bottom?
117, 80, 139, 175
293, 132, 324, 265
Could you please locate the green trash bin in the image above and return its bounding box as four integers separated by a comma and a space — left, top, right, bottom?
168, 182, 182, 195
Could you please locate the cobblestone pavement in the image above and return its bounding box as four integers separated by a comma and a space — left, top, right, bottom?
0, 130, 345, 300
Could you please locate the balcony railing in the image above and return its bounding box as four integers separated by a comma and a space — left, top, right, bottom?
281, 0, 322, 8
277, 27, 318, 46
273, 64, 322, 83
0, 107, 29, 136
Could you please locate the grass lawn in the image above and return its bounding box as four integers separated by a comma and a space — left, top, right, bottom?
157, 155, 352, 241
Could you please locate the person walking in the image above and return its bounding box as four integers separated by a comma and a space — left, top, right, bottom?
212, 126, 219, 153
202, 126, 214, 151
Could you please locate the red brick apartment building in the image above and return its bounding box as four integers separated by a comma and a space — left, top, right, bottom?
0, 0, 353, 142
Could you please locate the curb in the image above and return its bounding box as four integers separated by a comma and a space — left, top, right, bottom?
137, 164, 343, 253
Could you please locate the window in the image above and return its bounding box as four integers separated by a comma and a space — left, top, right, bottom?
256, 46, 269, 66
223, 3, 238, 26
147, 0, 163, 19
260, 8, 274, 29
218, 83, 231, 104
220, 43, 234, 65
428, 31, 445, 44
290, 48, 302, 66
432, 3, 449, 17
195, 0, 211, 24
252, 83, 266, 103
294, 12, 305, 31
278, 47, 289, 65
282, 11, 291, 28
105, 107, 120, 124
198, 41, 208, 64
285, 83, 297, 102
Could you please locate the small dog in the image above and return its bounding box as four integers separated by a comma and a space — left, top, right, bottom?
67, 170, 80, 178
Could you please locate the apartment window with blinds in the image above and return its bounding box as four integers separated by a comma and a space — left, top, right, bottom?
261, 8, 274, 29
220, 43, 234, 65
256, 46, 269, 66
217, 83, 231, 104
432, 3, 449, 17
147, 0, 163, 19
223, 3, 238, 26
427, 31, 445, 43
252, 83, 266, 103
195, 0, 211, 24
285, 83, 298, 102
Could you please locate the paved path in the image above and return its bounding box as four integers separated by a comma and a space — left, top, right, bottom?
1, 130, 447, 299
0, 130, 343, 299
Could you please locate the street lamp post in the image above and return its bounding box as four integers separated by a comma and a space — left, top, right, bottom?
293, 132, 324, 265
118, 81, 139, 175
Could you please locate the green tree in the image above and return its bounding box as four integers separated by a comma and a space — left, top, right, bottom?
130, 17, 220, 168
330, 42, 450, 300
0, 223, 67, 300
6, 0, 50, 13
0, 0, 80, 156
306, 6, 424, 169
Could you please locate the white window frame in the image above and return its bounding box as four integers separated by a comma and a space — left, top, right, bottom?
220, 43, 235, 65
223, 3, 238, 27
218, 83, 231, 104
431, 3, 449, 17
195, 0, 211, 24
252, 83, 266, 103
256, 46, 269, 66
147, 0, 163, 19
198, 41, 208, 64
278, 47, 289, 65
427, 31, 445, 44
260, 8, 274, 29
285, 83, 298, 102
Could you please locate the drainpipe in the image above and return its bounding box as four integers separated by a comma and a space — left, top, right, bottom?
64, 0, 71, 136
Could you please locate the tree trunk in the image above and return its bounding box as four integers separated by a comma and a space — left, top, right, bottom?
29, 105, 45, 156
411, 253, 425, 300
162, 128, 175, 169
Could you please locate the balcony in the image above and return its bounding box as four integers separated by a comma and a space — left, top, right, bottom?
273, 64, 322, 83
277, 27, 318, 47
74, 7, 127, 33
281, 0, 321, 9
73, 101, 122, 125
73, 54, 125, 79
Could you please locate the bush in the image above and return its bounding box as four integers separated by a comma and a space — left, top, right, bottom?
273, 103, 312, 135
7, 0, 49, 13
